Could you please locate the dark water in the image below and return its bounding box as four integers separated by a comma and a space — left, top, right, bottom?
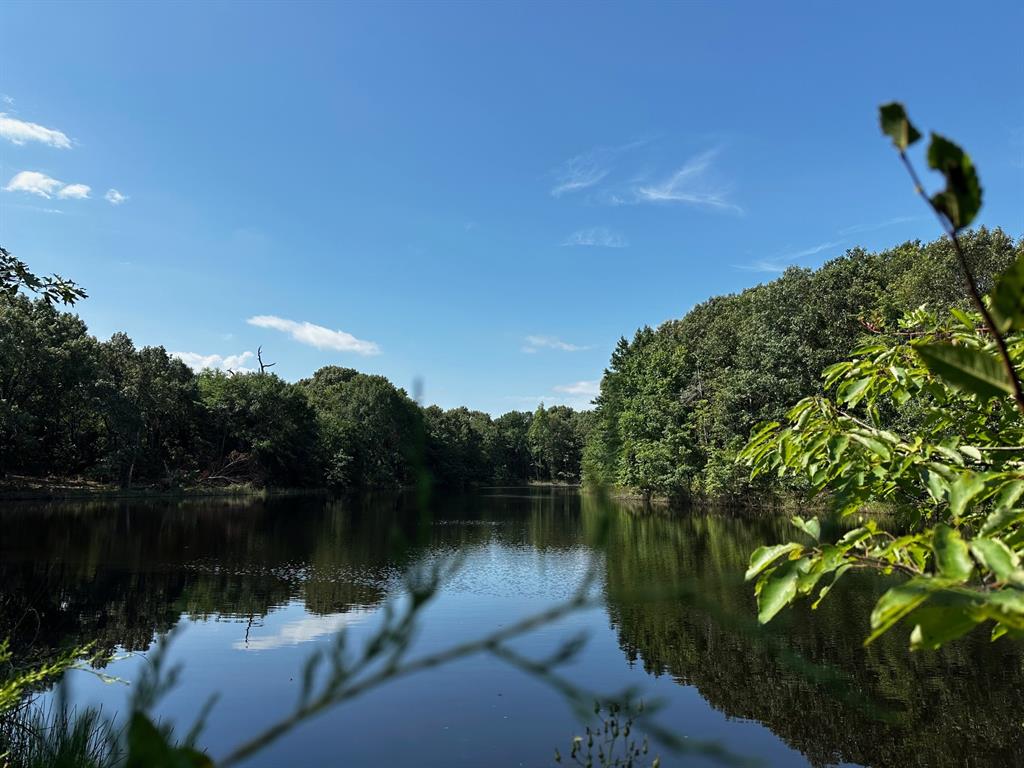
1, 489, 1022, 767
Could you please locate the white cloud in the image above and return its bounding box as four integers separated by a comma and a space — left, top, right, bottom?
247, 315, 380, 356
5, 171, 65, 198
0, 112, 71, 148
633, 149, 741, 212
5, 171, 94, 201
549, 140, 649, 198
522, 335, 590, 353
505, 379, 600, 410
0, 95, 14, 106
57, 183, 91, 200
562, 227, 627, 248
838, 216, 920, 236
554, 380, 600, 397
551, 160, 609, 198
733, 240, 844, 273
171, 350, 255, 372
105, 188, 128, 205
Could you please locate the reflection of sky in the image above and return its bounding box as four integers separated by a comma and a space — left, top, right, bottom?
234, 609, 366, 652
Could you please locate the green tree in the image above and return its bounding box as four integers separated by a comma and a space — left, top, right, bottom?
199, 370, 319, 487
300, 366, 422, 490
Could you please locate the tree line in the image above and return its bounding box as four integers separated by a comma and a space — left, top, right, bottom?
0, 289, 591, 490
583, 228, 1023, 502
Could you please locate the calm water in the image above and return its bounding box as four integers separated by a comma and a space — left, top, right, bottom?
2, 489, 1022, 767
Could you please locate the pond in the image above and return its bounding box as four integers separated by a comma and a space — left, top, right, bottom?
1, 488, 1021, 767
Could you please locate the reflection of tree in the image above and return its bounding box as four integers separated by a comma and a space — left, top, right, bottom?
0, 496, 422, 665
598, 509, 1024, 767
0, 490, 592, 671
7, 491, 1021, 767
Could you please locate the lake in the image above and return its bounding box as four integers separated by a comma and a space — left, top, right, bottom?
1, 488, 1021, 767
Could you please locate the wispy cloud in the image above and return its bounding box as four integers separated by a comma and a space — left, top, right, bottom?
248, 315, 381, 356
522, 335, 590, 353
562, 227, 628, 248
550, 156, 609, 198
5, 171, 65, 198
549, 140, 649, 198
733, 240, 844, 273
838, 216, 921, 236
105, 188, 128, 205
632, 149, 741, 212
171, 350, 255, 372
57, 183, 91, 200
0, 112, 71, 148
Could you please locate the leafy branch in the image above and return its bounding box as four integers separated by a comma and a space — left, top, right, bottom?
880, 103, 1024, 415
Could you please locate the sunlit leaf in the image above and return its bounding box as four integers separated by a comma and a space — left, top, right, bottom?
932, 524, 973, 582
970, 538, 1023, 584
981, 481, 1024, 535
909, 598, 984, 650
756, 559, 805, 624
866, 577, 935, 645
916, 343, 1013, 400
745, 542, 802, 582
791, 516, 820, 541
948, 472, 987, 519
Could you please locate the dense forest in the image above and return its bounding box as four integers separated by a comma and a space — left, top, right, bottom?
583, 228, 1023, 502
4, 229, 1020, 501
0, 293, 591, 490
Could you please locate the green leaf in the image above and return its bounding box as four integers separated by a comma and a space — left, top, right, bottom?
791, 516, 820, 541
866, 577, 934, 645
745, 542, 802, 581
756, 559, 804, 624
879, 103, 921, 151
970, 538, 1022, 584
947, 472, 987, 519
982, 481, 1024, 535
915, 343, 1014, 400
812, 563, 851, 609
909, 599, 984, 650
932, 524, 974, 582
925, 469, 950, 504
991, 255, 1024, 332
927, 133, 982, 230
838, 376, 871, 406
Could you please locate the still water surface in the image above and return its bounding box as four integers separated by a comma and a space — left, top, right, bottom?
1, 488, 1021, 767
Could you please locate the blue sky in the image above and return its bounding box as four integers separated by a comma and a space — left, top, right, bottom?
1, 2, 1021, 415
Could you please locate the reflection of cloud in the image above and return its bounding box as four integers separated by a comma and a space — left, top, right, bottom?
234, 612, 364, 651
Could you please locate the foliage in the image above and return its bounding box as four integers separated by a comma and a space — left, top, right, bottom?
0, 245, 86, 306
0, 290, 589, 490
585, 228, 1020, 502
528, 404, 591, 483
740, 104, 1024, 650
200, 370, 319, 487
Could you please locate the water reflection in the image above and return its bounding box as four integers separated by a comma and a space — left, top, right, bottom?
1, 490, 1022, 766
